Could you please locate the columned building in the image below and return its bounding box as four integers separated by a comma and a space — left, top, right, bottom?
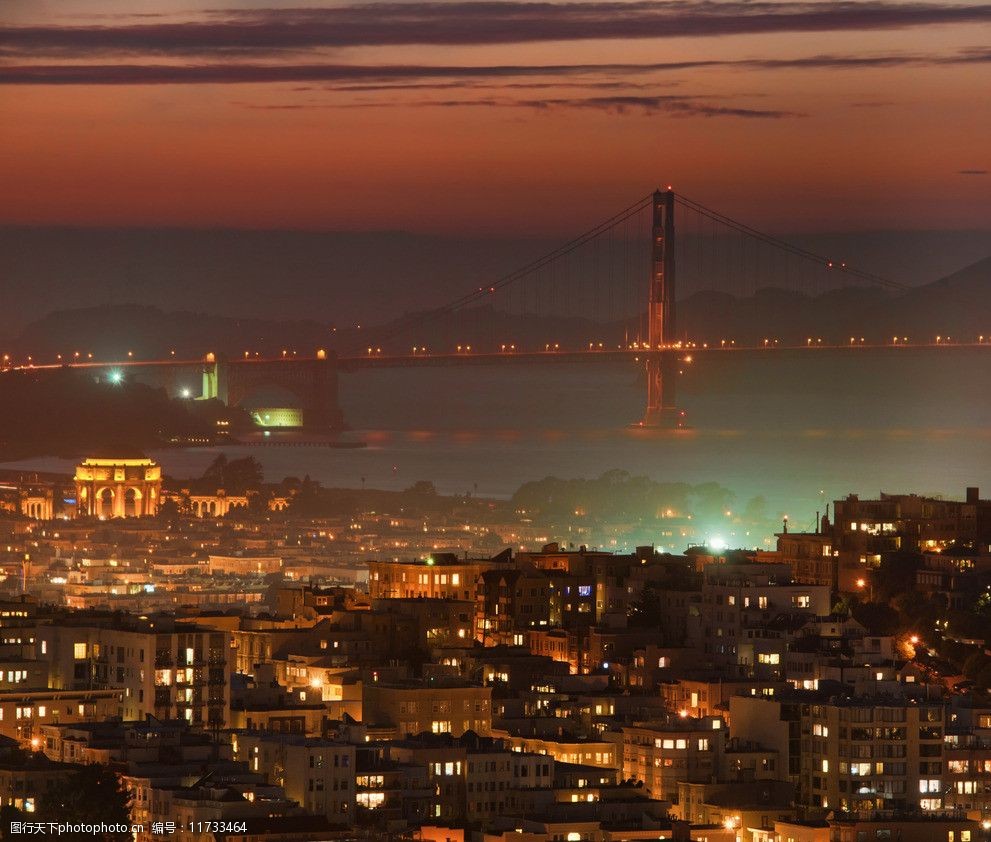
74, 457, 162, 518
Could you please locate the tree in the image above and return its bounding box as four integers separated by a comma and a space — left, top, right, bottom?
201, 454, 263, 493
628, 582, 663, 630
406, 480, 438, 497
0, 806, 26, 841
39, 766, 132, 840
157, 496, 181, 523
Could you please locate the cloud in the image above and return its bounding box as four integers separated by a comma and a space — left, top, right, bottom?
346, 94, 803, 118
958, 169, 988, 175
1, 49, 988, 85
2, 2, 989, 57
232, 92, 801, 118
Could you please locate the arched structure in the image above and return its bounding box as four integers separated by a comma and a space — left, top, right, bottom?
74, 457, 161, 518
20, 491, 54, 521
188, 491, 249, 518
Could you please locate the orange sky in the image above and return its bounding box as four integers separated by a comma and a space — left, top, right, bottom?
1, 1, 989, 234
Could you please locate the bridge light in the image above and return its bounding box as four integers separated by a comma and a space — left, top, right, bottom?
56, 354, 62, 360
87, 353, 93, 359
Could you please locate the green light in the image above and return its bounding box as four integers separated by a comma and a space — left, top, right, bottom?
426, 557, 435, 566
108, 369, 124, 385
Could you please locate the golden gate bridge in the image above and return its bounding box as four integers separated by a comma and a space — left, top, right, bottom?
2, 189, 987, 430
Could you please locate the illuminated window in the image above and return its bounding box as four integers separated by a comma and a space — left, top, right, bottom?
73, 643, 86, 659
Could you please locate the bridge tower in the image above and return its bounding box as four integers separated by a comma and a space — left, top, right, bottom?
643, 188, 680, 427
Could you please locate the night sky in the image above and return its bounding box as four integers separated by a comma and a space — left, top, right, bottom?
1, 0, 989, 238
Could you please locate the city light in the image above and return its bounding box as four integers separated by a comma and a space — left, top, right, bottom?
108, 369, 124, 384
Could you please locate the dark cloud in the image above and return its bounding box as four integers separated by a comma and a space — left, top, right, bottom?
241, 93, 801, 118
958, 169, 988, 175
326, 80, 662, 92
1, 49, 989, 85
1, 1, 989, 57
513, 95, 802, 118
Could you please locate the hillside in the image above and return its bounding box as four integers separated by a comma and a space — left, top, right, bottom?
8, 255, 990, 356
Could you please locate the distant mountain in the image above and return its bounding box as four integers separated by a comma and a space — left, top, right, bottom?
8, 255, 990, 358
1, 224, 989, 340
863, 255, 991, 338
677, 255, 991, 343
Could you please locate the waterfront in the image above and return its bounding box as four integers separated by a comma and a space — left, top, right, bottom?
5, 353, 990, 530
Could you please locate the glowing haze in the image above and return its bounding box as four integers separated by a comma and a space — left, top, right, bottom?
1, 0, 989, 234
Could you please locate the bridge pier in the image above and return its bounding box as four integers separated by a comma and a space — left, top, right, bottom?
217, 353, 345, 431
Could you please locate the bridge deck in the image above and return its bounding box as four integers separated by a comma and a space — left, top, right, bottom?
1, 342, 989, 374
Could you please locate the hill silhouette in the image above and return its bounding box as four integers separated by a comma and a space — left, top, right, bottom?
7, 254, 990, 357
